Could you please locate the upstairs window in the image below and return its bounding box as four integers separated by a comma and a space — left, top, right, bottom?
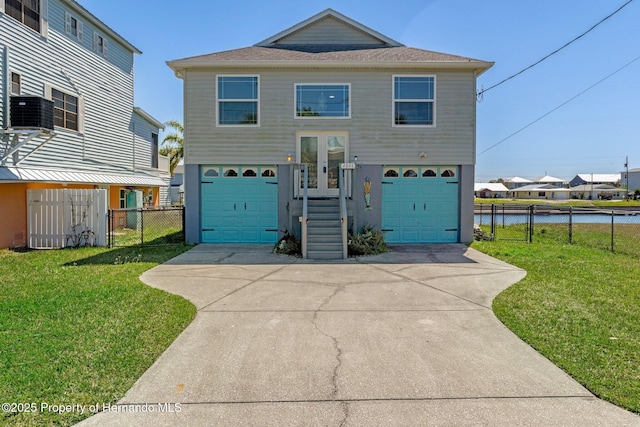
94, 33, 108, 57
217, 76, 259, 126
393, 76, 435, 126
151, 133, 158, 169
52, 88, 78, 131
5, 0, 40, 32
65, 12, 83, 42
295, 84, 350, 118
11, 72, 21, 95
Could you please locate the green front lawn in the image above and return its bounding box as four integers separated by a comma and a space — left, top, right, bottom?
0, 246, 196, 426
472, 240, 640, 414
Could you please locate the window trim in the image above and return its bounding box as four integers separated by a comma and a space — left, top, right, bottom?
216, 74, 260, 127
64, 11, 83, 43
93, 32, 108, 58
3, 0, 42, 34
294, 83, 351, 119
392, 74, 436, 128
10, 72, 21, 95
45, 84, 84, 133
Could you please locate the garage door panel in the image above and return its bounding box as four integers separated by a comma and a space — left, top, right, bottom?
382, 166, 459, 243
201, 166, 278, 243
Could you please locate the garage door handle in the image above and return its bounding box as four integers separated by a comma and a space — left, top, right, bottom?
244, 203, 247, 210
413, 203, 416, 210
424, 203, 426, 211
234, 203, 236, 211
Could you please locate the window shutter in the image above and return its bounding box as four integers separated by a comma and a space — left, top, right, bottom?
43, 83, 52, 100
77, 21, 83, 43
65, 12, 71, 35
77, 97, 85, 134
41, 0, 49, 38
93, 33, 98, 53
103, 39, 108, 58
0, 2, 5, 13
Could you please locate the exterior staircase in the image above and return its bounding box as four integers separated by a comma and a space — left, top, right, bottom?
307, 198, 344, 260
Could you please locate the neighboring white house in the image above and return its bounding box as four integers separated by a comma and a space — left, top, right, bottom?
622, 168, 640, 193
509, 184, 569, 200
502, 176, 533, 190
0, 0, 168, 248
474, 183, 508, 199
568, 184, 625, 200
531, 175, 565, 187
167, 9, 492, 258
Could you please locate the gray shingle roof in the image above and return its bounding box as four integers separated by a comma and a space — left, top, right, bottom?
168, 44, 487, 67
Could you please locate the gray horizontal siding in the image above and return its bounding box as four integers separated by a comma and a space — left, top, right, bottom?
277, 17, 383, 45
184, 68, 477, 166
0, 0, 156, 176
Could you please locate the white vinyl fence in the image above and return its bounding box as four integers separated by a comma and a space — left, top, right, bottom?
27, 189, 108, 248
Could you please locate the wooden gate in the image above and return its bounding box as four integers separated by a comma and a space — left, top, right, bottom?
27, 189, 108, 248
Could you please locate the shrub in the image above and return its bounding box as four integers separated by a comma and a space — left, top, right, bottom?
274, 230, 302, 256
348, 224, 387, 256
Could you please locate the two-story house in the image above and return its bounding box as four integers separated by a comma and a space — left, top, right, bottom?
0, 0, 169, 248
167, 9, 492, 258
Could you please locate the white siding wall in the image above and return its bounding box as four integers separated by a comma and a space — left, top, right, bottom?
0, 0, 139, 174
184, 68, 477, 166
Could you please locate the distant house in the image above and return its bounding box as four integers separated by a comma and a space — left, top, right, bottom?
474, 183, 508, 199
1, 0, 169, 248
569, 174, 621, 187
502, 176, 533, 190
622, 168, 640, 193
531, 175, 565, 188
509, 184, 569, 200
167, 8, 493, 257
569, 184, 625, 200
169, 159, 185, 204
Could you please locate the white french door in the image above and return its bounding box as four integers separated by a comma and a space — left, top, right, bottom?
297, 131, 348, 197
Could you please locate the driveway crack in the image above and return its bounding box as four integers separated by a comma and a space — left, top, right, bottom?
312, 285, 345, 400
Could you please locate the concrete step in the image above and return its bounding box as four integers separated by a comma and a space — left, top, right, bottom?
307, 250, 344, 260
308, 235, 342, 244
308, 220, 341, 228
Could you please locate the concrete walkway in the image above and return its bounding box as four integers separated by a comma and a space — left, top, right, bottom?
77, 244, 640, 426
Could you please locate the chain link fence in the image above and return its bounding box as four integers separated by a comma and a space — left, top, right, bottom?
108, 206, 185, 247
475, 204, 640, 257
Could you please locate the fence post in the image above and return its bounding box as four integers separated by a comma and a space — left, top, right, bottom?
140, 209, 144, 245
491, 204, 496, 240
107, 209, 111, 248
611, 210, 614, 253
182, 206, 186, 244
529, 205, 534, 243
568, 206, 573, 245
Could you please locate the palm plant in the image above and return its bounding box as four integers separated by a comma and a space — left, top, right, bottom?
159, 120, 184, 175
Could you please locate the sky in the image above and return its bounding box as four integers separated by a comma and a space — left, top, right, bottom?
77, 0, 640, 182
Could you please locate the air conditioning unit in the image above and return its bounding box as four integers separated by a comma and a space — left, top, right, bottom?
10, 96, 55, 130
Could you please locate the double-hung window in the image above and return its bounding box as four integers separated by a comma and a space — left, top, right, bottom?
295, 84, 350, 118
52, 88, 78, 131
393, 76, 435, 126
64, 12, 83, 42
5, 0, 40, 32
94, 33, 108, 57
11, 72, 21, 95
217, 76, 259, 126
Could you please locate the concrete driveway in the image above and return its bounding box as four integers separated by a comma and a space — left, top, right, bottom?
77, 244, 640, 426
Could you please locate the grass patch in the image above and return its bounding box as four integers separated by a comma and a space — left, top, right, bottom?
0, 245, 196, 426
472, 240, 640, 413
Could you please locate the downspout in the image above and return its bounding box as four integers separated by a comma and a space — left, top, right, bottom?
2, 44, 9, 129
132, 120, 136, 171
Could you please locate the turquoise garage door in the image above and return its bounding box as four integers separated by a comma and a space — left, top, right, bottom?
201, 166, 278, 243
382, 166, 459, 243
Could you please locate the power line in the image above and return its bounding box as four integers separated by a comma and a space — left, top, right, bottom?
478, 54, 640, 156
477, 0, 634, 98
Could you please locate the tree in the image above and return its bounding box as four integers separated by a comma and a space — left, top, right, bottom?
159, 120, 184, 175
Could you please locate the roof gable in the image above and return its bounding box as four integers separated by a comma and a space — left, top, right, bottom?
256, 9, 402, 47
